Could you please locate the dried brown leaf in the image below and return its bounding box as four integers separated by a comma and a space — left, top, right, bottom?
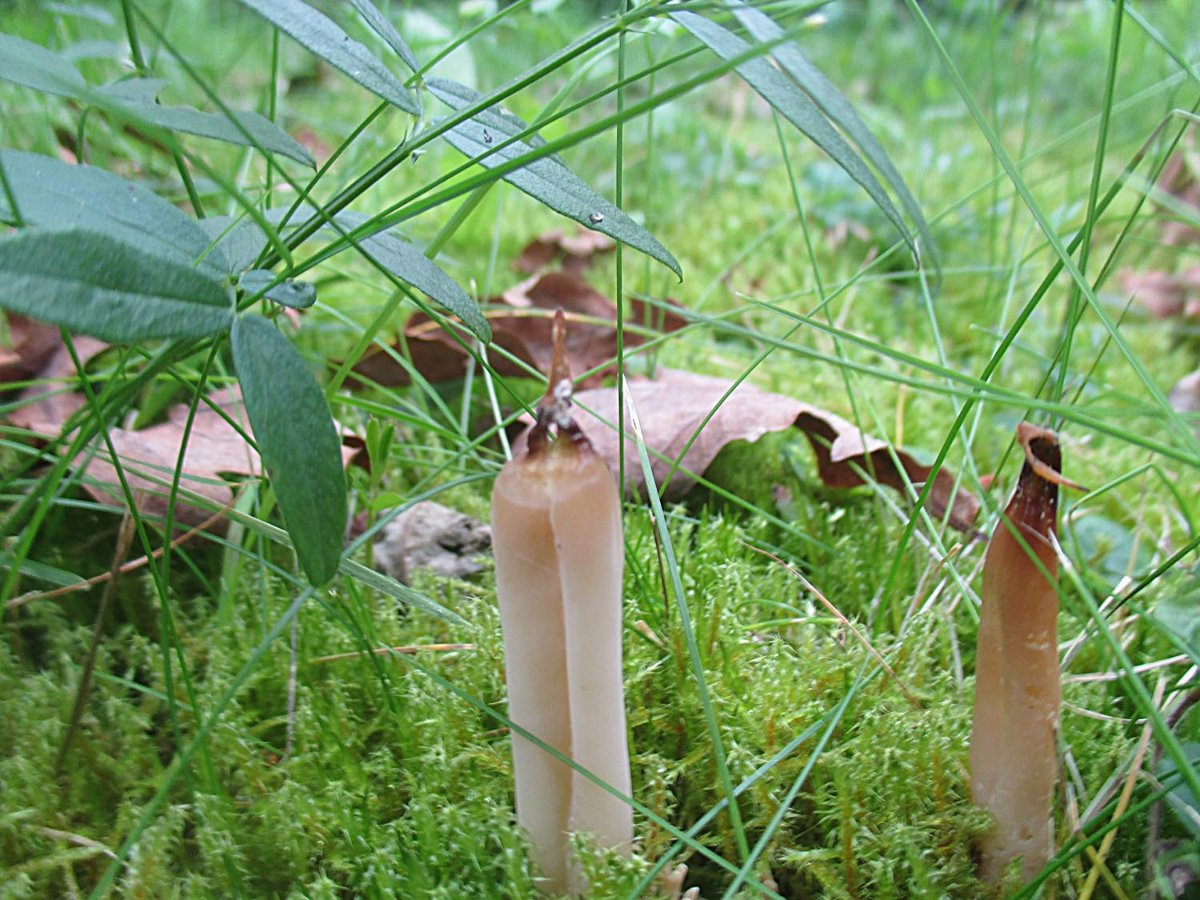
1120, 267, 1200, 319
5, 334, 361, 530
514, 228, 615, 276
0, 315, 63, 386
7, 334, 109, 434
535, 369, 980, 532
351, 271, 685, 389
73, 387, 262, 528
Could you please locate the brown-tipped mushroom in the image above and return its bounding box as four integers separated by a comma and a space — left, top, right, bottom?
491, 310, 632, 894
969, 422, 1068, 888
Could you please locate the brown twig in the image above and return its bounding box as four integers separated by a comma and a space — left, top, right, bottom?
54, 509, 136, 772
307, 643, 476, 665
7, 500, 234, 609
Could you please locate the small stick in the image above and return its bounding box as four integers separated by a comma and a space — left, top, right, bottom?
7, 500, 235, 609
54, 508, 137, 772
308, 643, 476, 665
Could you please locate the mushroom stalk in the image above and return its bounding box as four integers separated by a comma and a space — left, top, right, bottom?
969, 422, 1067, 887
491, 311, 632, 894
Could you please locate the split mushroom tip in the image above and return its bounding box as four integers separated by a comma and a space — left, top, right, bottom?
1015, 422, 1085, 494
528, 307, 591, 459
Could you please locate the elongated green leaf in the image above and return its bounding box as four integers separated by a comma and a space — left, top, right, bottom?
60, 39, 124, 63
91, 76, 165, 104
671, 11, 918, 266
0, 149, 228, 273
93, 83, 316, 167
0, 228, 234, 342
0, 552, 85, 588
336, 210, 490, 340
427, 77, 682, 279
0, 32, 86, 96
231, 314, 346, 586
238, 269, 317, 309
728, 2, 936, 272
1161, 743, 1200, 840
350, 0, 421, 74
43, 3, 114, 25
339, 557, 468, 626
199, 215, 272, 274
0, 33, 314, 166
234, 0, 419, 115
203, 207, 490, 340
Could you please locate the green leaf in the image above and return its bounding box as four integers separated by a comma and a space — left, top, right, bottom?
0, 32, 86, 97
94, 76, 166, 103
427, 77, 682, 279
93, 83, 316, 168
234, 0, 419, 115
339, 557, 468, 626
727, 2, 937, 273
231, 314, 346, 586
1160, 743, 1200, 840
0, 228, 234, 342
238, 269, 317, 309
0, 552, 85, 588
0, 149, 228, 273
336, 210, 491, 341
204, 207, 491, 340
199, 215, 271, 274
671, 11, 919, 267
350, 0, 421, 75
0, 32, 315, 167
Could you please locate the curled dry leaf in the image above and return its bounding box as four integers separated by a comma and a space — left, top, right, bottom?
7, 333, 109, 434
351, 270, 685, 389
513, 227, 615, 276
0, 315, 62, 386
4, 329, 359, 529
1119, 268, 1200, 319
71, 387, 263, 529
524, 369, 980, 532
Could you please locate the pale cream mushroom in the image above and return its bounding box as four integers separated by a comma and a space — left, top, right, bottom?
491, 311, 632, 894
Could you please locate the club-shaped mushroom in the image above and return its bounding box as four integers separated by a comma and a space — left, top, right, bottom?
970, 422, 1069, 887
491, 311, 632, 894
